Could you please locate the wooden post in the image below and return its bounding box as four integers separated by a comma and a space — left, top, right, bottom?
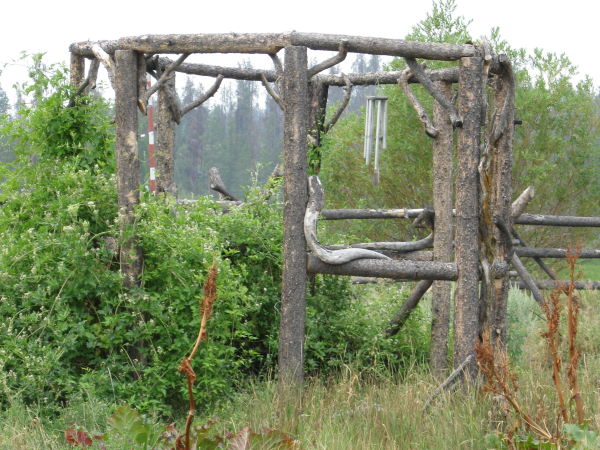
430, 81, 454, 376
156, 72, 178, 196
70, 53, 85, 87
488, 61, 515, 346
278, 45, 309, 385
453, 56, 484, 377
115, 50, 143, 289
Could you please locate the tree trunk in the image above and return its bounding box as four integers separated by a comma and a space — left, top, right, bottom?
70, 53, 85, 87
114, 50, 143, 289
278, 45, 309, 386
156, 72, 178, 196
430, 81, 454, 376
453, 56, 483, 378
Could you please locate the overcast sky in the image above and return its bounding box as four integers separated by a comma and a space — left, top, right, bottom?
1, 0, 598, 99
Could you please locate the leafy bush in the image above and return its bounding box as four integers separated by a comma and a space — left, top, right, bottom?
0, 56, 430, 420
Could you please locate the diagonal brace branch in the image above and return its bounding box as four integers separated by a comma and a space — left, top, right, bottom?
141, 53, 189, 111
261, 73, 284, 110
404, 57, 462, 128
68, 58, 100, 107
323, 74, 352, 134
399, 69, 438, 138
91, 43, 116, 89
307, 41, 348, 78
181, 75, 224, 116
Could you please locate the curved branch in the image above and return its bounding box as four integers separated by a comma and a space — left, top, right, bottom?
305, 176, 390, 264
343, 234, 434, 252
404, 57, 462, 128
260, 73, 284, 110
307, 40, 348, 77
323, 74, 352, 134
181, 74, 224, 116
91, 43, 115, 89
398, 69, 438, 138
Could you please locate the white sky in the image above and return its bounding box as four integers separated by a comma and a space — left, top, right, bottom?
1, 0, 598, 101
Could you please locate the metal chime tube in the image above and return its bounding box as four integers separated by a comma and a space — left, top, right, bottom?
373, 99, 382, 184
364, 98, 373, 164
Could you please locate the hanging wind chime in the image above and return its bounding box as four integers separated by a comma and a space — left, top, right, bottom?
363, 96, 388, 185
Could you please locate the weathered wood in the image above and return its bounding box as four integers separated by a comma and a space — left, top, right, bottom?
323, 75, 352, 134
112, 32, 476, 60
511, 186, 535, 219
404, 58, 461, 128
512, 280, 600, 290
487, 60, 515, 347
68, 59, 100, 107
326, 248, 434, 261
307, 255, 458, 280
156, 71, 178, 196
289, 32, 475, 60
319, 68, 460, 86
399, 68, 438, 137
511, 228, 558, 280
321, 208, 424, 220
279, 45, 309, 385
515, 247, 600, 258
453, 56, 484, 377
142, 53, 189, 108
114, 50, 143, 289
338, 234, 434, 252
511, 254, 544, 305
514, 214, 600, 227
430, 80, 454, 376
386, 280, 433, 337
209, 167, 239, 201
181, 75, 224, 116
260, 73, 284, 110
69, 53, 85, 87
305, 176, 389, 264
307, 41, 347, 77
91, 43, 116, 89
307, 79, 329, 150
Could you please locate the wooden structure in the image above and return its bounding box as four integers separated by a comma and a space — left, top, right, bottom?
69, 32, 600, 384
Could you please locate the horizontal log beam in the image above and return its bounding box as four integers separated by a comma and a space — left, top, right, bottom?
512, 280, 600, 290
71, 32, 476, 60
321, 208, 423, 220
515, 247, 600, 258
514, 214, 600, 227
307, 254, 457, 280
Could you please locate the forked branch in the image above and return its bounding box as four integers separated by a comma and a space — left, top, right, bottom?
404, 57, 462, 128
68, 58, 100, 107
261, 73, 284, 110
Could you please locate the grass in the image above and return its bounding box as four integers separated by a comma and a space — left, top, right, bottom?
2, 289, 600, 449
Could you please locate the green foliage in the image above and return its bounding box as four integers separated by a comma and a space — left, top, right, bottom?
319, 0, 599, 248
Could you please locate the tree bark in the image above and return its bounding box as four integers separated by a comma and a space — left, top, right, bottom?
70, 53, 85, 87
114, 50, 143, 289
430, 81, 454, 376
321, 208, 423, 220
487, 60, 515, 347
307, 255, 457, 280
278, 45, 309, 386
156, 72, 178, 196
453, 56, 484, 377
514, 214, 600, 227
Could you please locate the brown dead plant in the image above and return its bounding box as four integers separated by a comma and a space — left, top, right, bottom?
475, 246, 586, 445
176, 262, 218, 450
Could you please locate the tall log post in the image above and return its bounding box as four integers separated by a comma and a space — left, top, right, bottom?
488, 61, 515, 346
430, 81, 454, 376
156, 72, 178, 196
453, 56, 484, 377
115, 50, 143, 289
278, 45, 309, 385
70, 53, 85, 87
